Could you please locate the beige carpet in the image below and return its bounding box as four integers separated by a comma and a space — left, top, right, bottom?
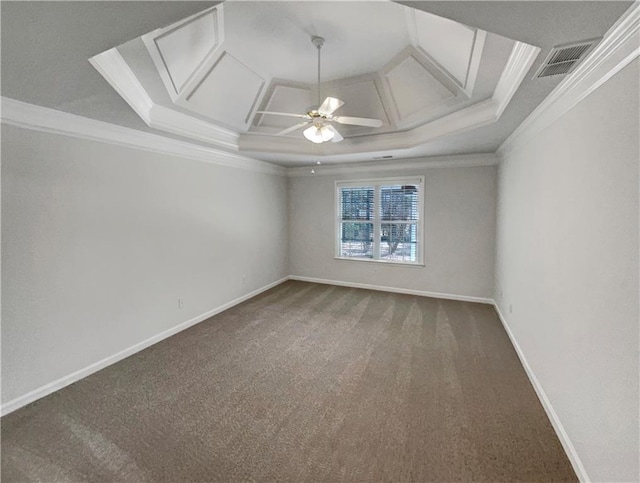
1, 281, 576, 482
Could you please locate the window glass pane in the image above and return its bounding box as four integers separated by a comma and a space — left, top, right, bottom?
380, 223, 418, 262
340, 187, 374, 221
380, 185, 419, 222
340, 222, 374, 259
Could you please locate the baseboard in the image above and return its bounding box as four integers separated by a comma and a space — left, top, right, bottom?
0, 277, 289, 417
289, 275, 493, 304
0, 278, 590, 483
492, 302, 590, 482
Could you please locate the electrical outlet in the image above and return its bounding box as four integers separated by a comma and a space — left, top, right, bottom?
242, 275, 246, 284
509, 303, 513, 314
178, 298, 184, 309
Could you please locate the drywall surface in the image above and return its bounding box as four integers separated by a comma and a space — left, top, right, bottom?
289, 164, 497, 299
495, 60, 639, 482
1, 125, 288, 405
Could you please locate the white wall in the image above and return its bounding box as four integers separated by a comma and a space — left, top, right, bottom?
1, 125, 289, 406
289, 163, 497, 299
495, 60, 639, 482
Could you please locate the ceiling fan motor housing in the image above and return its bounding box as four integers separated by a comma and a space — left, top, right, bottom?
254, 35, 384, 142
311, 36, 325, 49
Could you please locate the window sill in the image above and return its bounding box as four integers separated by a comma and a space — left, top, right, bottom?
334, 257, 424, 268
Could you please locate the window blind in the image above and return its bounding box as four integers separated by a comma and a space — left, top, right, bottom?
336, 178, 423, 264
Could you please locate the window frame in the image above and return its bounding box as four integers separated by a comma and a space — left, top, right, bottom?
334, 176, 425, 267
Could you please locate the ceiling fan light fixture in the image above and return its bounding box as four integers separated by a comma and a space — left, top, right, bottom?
303, 124, 334, 143
256, 36, 382, 143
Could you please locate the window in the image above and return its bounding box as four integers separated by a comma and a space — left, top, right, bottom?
336, 177, 423, 265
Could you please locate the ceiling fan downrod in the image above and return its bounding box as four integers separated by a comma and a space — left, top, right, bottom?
311, 36, 324, 108
254, 35, 383, 143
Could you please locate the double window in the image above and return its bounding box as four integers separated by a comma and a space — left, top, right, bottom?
336, 177, 424, 265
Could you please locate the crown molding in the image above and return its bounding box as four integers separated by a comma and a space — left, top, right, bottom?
91, 21, 536, 162
404, 6, 486, 98
141, 5, 224, 101
498, 2, 639, 158
286, 153, 499, 177
464, 29, 487, 98
242, 98, 499, 158
150, 104, 239, 151
0, 97, 285, 176
89, 48, 153, 124
493, 41, 541, 117
240, 41, 538, 159
89, 47, 239, 152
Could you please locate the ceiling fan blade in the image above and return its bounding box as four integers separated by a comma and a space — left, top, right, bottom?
317, 97, 344, 116
276, 121, 311, 136
256, 111, 310, 119
333, 116, 383, 128
325, 124, 344, 143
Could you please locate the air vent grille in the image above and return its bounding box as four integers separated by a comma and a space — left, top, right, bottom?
537, 62, 576, 78
534, 39, 599, 78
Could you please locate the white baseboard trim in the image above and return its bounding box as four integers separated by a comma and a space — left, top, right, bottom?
288, 275, 493, 304
492, 302, 590, 482
0, 277, 289, 417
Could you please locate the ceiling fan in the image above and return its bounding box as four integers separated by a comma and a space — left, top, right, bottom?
256, 36, 384, 144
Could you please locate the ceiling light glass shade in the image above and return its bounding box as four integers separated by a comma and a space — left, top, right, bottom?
303, 124, 335, 143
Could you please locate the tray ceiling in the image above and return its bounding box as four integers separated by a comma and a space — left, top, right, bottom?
3, 1, 632, 167
90, 0, 541, 163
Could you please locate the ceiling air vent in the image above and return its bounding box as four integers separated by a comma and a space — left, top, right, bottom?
534, 39, 599, 78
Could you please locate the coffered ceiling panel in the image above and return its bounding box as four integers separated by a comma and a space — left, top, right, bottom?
87, 0, 569, 163
223, 1, 411, 84
185, 52, 265, 129
256, 84, 313, 130
324, 78, 390, 134
3, 0, 628, 167
411, 10, 476, 88
385, 54, 456, 122
154, 9, 220, 94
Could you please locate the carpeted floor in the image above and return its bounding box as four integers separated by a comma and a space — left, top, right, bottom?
1, 281, 576, 482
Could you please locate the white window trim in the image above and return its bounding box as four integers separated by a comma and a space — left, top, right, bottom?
334, 176, 425, 266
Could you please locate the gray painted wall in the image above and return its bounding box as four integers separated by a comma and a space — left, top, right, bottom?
1, 125, 289, 404
288, 164, 497, 299
495, 60, 639, 482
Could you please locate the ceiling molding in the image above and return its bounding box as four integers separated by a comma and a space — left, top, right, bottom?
498, 2, 639, 158
253, 80, 312, 129
408, 97, 498, 142
90, 47, 240, 152
493, 41, 541, 117
239, 99, 496, 157
89, 48, 153, 124
320, 72, 393, 132
0, 97, 285, 176
182, 50, 266, 129
464, 30, 487, 98
287, 153, 499, 177
142, 5, 224, 102
380, 47, 460, 127
89, 4, 538, 163
149, 105, 240, 150
251, 73, 394, 137
405, 6, 485, 96
239, 40, 539, 159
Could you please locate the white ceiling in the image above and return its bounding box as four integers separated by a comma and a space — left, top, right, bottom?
224, 1, 413, 84
1, 1, 633, 167
94, 1, 521, 162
